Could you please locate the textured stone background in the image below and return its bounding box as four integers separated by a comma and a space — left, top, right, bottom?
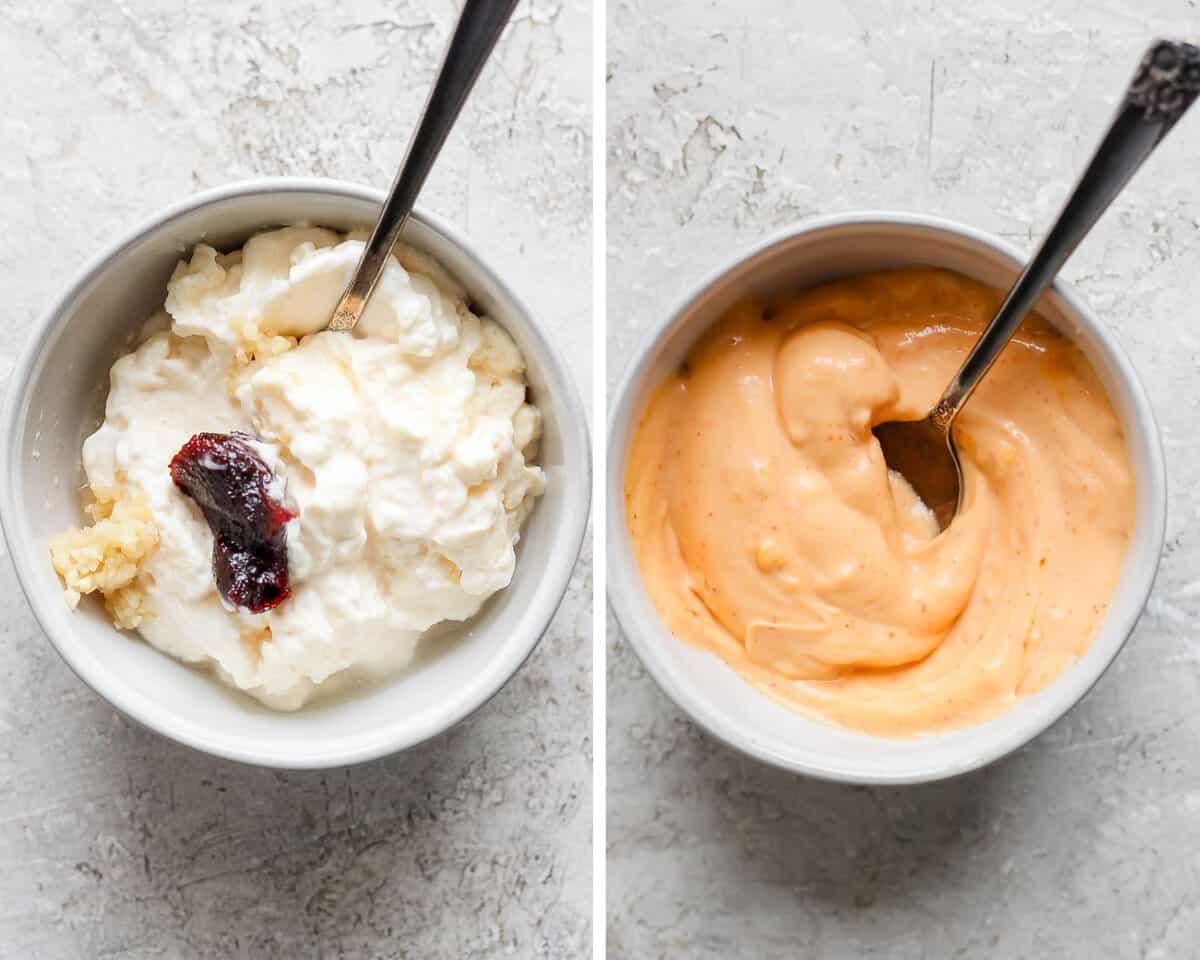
0, 1, 591, 958
608, 1, 1200, 957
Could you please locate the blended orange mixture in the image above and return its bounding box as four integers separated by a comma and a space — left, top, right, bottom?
625, 268, 1134, 735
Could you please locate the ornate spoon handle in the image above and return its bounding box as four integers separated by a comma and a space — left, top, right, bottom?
932, 39, 1200, 429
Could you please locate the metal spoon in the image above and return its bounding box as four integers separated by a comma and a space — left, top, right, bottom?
328, 0, 520, 332
874, 39, 1200, 532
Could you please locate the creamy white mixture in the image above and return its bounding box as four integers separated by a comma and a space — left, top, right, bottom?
72, 226, 545, 709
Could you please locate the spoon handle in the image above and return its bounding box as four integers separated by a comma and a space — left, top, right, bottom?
932, 39, 1200, 429
329, 0, 520, 331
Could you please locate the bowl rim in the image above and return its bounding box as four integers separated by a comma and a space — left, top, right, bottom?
0, 176, 591, 769
606, 209, 1167, 785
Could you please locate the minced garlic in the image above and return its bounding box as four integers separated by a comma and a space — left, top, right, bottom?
49, 494, 159, 628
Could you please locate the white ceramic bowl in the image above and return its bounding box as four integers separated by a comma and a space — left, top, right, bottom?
608, 211, 1166, 785
1, 178, 590, 769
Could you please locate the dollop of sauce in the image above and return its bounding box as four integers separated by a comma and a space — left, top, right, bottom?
625, 268, 1134, 735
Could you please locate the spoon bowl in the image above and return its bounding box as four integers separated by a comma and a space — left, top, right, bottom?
871, 414, 961, 531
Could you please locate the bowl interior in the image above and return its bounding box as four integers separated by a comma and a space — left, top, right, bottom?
3, 182, 588, 768
608, 215, 1165, 784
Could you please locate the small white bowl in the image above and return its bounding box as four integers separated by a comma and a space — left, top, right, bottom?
1, 178, 590, 769
607, 211, 1166, 785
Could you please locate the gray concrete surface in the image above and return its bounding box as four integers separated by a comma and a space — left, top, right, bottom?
607, 1, 1200, 957
0, 2, 592, 958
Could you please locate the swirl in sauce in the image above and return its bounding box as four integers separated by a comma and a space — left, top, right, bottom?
625, 268, 1134, 735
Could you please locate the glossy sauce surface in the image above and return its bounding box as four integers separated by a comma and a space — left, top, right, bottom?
625, 268, 1134, 735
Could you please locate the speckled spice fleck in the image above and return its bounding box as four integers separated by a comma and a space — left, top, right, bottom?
608, 1, 1200, 957
0, 2, 592, 958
